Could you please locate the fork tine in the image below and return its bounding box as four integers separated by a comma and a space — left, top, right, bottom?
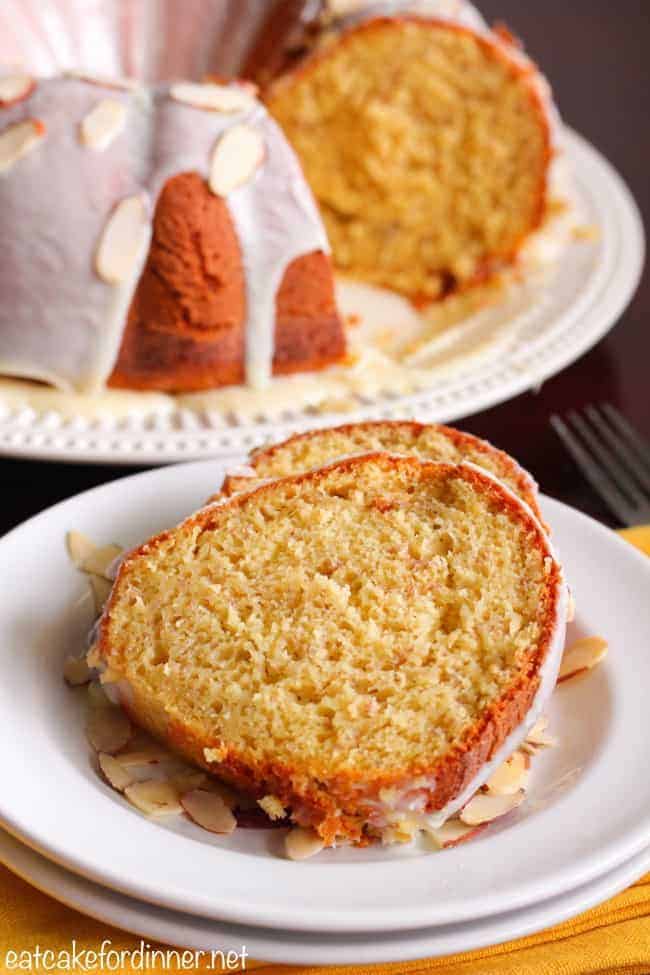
585, 405, 650, 493
568, 410, 649, 507
550, 414, 634, 524
601, 404, 650, 473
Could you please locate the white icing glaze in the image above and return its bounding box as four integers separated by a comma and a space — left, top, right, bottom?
0, 75, 328, 392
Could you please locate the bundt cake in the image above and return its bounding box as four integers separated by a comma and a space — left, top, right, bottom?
0, 72, 345, 393
92, 452, 566, 846
221, 419, 542, 520
247, 0, 558, 301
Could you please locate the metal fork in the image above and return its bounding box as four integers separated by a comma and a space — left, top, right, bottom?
550, 404, 650, 526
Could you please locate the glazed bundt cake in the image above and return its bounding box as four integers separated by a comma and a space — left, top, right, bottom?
0, 72, 345, 393
221, 419, 542, 520
93, 452, 566, 846
248, 0, 558, 301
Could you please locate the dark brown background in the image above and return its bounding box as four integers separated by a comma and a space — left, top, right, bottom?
1, 2, 648, 534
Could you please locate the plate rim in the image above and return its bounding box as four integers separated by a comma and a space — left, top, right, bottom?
0, 127, 645, 466
1, 459, 650, 933
1, 827, 649, 965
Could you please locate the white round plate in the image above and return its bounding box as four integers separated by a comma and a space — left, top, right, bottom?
0, 128, 644, 466
0, 460, 649, 934
1, 829, 649, 965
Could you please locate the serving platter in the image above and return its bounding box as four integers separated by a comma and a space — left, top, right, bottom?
0, 129, 644, 465
0, 460, 649, 934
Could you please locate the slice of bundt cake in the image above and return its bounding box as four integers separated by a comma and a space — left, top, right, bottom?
93, 452, 566, 846
250, 0, 558, 301
0, 73, 345, 394
221, 419, 542, 521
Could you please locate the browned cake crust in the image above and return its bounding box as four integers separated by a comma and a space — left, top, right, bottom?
108, 173, 346, 392
96, 453, 562, 845
221, 419, 542, 522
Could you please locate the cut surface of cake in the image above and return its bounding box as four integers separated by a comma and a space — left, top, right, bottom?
0, 73, 345, 394
222, 419, 542, 520
94, 452, 566, 846
253, 0, 558, 301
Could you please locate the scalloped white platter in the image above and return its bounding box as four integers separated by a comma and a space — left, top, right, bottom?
0, 129, 644, 465
1, 460, 650, 939
1, 829, 648, 965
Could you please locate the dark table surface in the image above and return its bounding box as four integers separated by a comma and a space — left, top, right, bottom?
1, 2, 648, 536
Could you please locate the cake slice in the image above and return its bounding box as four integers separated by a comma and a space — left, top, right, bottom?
253, 1, 558, 300
94, 452, 566, 846
222, 420, 542, 522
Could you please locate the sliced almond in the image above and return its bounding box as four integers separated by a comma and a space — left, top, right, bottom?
285, 826, 325, 861
524, 714, 558, 751
0, 119, 45, 174
460, 790, 524, 826
170, 769, 210, 793
181, 789, 237, 834
98, 752, 136, 792
485, 751, 530, 796
66, 530, 97, 568
112, 747, 168, 768
63, 655, 93, 686
558, 635, 608, 682
125, 780, 182, 816
424, 819, 487, 849
95, 194, 150, 285
80, 98, 126, 151
82, 543, 122, 579
65, 70, 140, 92
86, 705, 132, 754
88, 573, 112, 614
0, 74, 34, 106
87, 679, 110, 709
209, 124, 264, 197
169, 82, 255, 114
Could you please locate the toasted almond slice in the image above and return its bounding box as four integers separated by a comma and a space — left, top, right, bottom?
88, 573, 112, 614
95, 194, 150, 285
113, 747, 168, 768
0, 74, 34, 106
460, 790, 524, 826
285, 826, 325, 861
65, 70, 140, 92
63, 655, 93, 686
87, 679, 110, 709
125, 780, 182, 816
558, 636, 608, 682
66, 530, 97, 568
485, 751, 530, 796
80, 98, 126, 151
170, 769, 210, 793
86, 705, 132, 754
181, 789, 237, 834
209, 124, 264, 197
0, 119, 45, 174
424, 820, 487, 849
98, 752, 136, 792
82, 543, 122, 579
170, 82, 255, 114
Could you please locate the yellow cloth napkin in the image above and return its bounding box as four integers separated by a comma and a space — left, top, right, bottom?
2, 526, 650, 975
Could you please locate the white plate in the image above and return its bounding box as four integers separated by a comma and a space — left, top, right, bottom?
0, 129, 644, 465
1, 460, 650, 934
1, 829, 649, 965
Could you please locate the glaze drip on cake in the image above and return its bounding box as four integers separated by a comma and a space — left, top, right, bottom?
0, 73, 339, 393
